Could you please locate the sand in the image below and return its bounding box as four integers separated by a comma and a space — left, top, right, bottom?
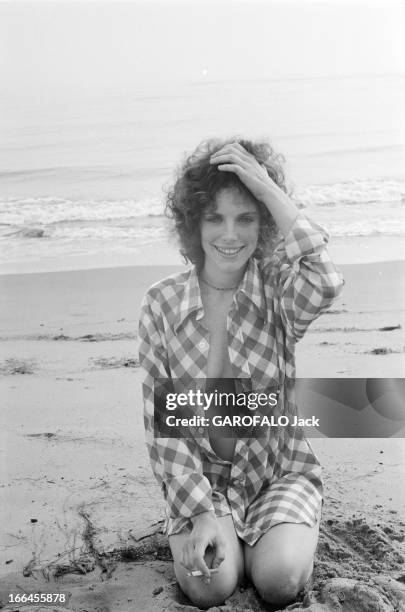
0, 261, 404, 612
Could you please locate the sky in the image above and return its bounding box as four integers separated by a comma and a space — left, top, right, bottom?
0, 0, 404, 100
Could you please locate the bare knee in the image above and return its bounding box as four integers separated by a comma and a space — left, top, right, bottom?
252, 561, 312, 606
254, 571, 302, 606
179, 572, 239, 609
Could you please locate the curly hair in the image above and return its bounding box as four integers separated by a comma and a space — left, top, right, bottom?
164, 137, 288, 268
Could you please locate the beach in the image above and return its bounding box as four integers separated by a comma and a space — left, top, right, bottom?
1, 256, 404, 612
1, 0, 404, 607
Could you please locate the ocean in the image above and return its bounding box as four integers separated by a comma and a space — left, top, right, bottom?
1, 74, 404, 273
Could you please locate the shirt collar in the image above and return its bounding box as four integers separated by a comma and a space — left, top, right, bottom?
174, 266, 203, 333
239, 257, 267, 321
174, 258, 267, 333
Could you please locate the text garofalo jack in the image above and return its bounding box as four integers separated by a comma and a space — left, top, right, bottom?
154, 384, 320, 437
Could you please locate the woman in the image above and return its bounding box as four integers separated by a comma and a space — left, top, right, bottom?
138, 139, 344, 609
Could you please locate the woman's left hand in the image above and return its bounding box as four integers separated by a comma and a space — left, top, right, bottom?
210, 142, 284, 205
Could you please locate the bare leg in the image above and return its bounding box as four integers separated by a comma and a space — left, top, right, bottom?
169, 514, 244, 610
244, 521, 320, 607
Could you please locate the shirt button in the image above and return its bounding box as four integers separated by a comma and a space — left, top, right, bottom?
198, 340, 208, 350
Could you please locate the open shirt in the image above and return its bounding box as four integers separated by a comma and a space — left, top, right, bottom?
138, 213, 344, 545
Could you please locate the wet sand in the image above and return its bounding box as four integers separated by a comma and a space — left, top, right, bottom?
0, 261, 404, 611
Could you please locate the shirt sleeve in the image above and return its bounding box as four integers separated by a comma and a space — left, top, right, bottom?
265, 213, 344, 341
138, 291, 215, 520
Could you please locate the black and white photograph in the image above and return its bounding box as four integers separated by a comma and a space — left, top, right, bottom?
1, 1, 404, 610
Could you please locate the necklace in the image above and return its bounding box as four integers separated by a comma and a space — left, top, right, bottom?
200, 277, 239, 291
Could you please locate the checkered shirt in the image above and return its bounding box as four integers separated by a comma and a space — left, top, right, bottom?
138, 213, 344, 546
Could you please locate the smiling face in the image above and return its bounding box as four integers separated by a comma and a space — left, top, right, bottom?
200, 187, 260, 284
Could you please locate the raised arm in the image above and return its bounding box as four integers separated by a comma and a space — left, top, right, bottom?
266, 213, 344, 340
210, 142, 344, 340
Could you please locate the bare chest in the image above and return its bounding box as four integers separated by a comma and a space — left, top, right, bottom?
200, 292, 235, 379
200, 291, 237, 460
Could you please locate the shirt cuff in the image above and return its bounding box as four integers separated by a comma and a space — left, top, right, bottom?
284, 213, 330, 263
166, 472, 215, 519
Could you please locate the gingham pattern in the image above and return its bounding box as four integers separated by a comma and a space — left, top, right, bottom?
138, 213, 344, 546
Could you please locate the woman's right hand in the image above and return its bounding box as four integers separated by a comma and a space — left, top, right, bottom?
181, 511, 226, 584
